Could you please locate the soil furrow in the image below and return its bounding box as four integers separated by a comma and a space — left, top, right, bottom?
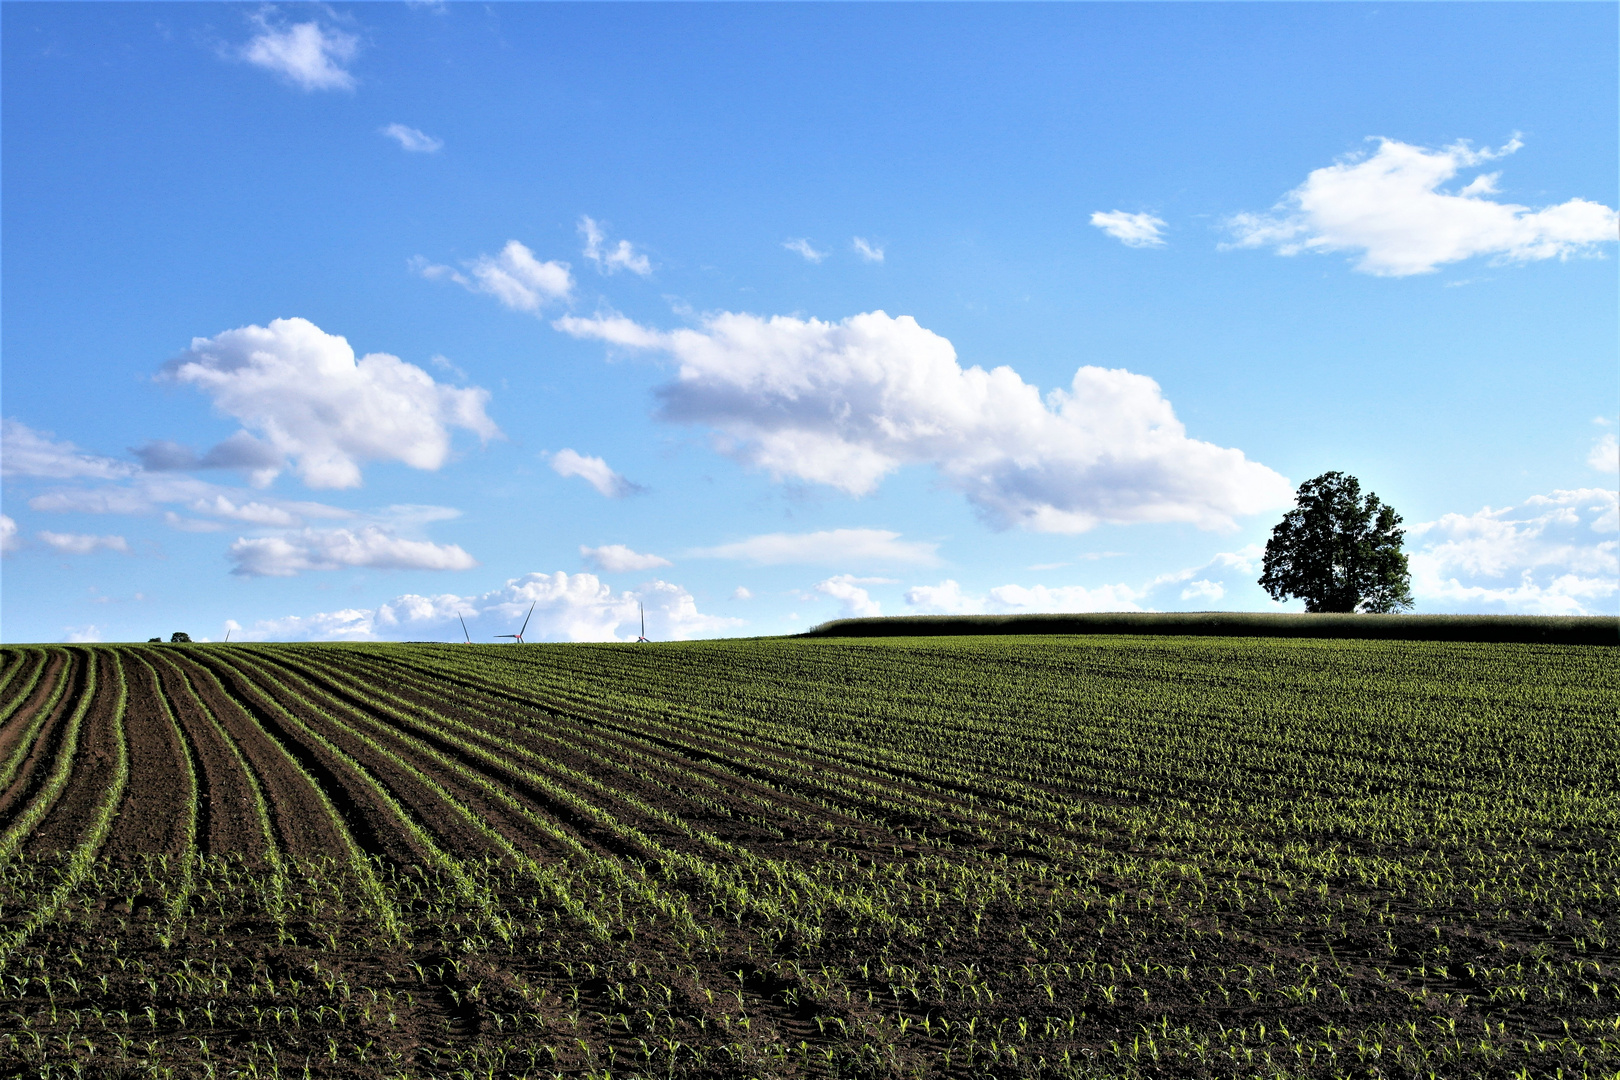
0, 650, 86, 827
228, 652, 506, 864
166, 652, 351, 860
188, 651, 429, 865
147, 650, 279, 866
102, 651, 197, 861
26, 652, 128, 853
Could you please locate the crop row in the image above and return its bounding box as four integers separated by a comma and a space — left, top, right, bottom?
0, 636, 1613, 1078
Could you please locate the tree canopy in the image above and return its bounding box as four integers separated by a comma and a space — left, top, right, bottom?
1259, 472, 1414, 614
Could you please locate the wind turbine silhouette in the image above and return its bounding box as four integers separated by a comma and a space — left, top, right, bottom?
636, 602, 650, 643
496, 602, 535, 644
458, 614, 472, 644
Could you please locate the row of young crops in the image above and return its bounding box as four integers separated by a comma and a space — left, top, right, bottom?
0, 636, 1613, 1078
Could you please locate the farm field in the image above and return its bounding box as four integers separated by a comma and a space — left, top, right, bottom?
0, 636, 1614, 1079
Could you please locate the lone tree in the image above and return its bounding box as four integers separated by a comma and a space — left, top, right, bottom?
1259, 471, 1413, 613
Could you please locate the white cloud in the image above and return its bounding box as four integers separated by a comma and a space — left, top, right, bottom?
549, 449, 642, 498
375, 593, 476, 627
3, 419, 136, 480
1588, 433, 1619, 473
581, 544, 671, 573
783, 239, 827, 263
1226, 137, 1619, 276
163, 317, 499, 489
228, 525, 478, 577
903, 579, 982, 614
1090, 211, 1167, 248
241, 16, 358, 92
579, 217, 651, 276
689, 528, 940, 567
381, 123, 443, 153
1, 515, 20, 554
1179, 579, 1225, 603
1407, 488, 1618, 615
986, 582, 1146, 613
37, 531, 129, 555
64, 625, 104, 644
416, 241, 573, 311
731, 586, 752, 600
242, 608, 379, 642
559, 309, 1292, 532
815, 574, 884, 618
852, 237, 885, 263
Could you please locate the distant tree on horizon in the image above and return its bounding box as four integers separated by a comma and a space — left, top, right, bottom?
1259, 471, 1414, 614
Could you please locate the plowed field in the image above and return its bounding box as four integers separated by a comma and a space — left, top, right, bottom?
0, 637, 1614, 1079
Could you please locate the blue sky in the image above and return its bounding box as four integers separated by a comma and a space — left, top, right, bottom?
3, 2, 1616, 643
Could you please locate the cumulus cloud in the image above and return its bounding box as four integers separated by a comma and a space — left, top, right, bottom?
1, 515, 20, 554
37, 531, 130, 555
1179, 579, 1225, 603
239, 572, 738, 643
815, 574, 887, 618
1407, 488, 1617, 615
558, 309, 1292, 532
1588, 433, 1619, 474
228, 525, 478, 577
242, 608, 378, 641
689, 528, 940, 567
783, 239, 827, 263
416, 241, 573, 311
549, 449, 641, 497
579, 217, 651, 276
381, 123, 443, 153
162, 317, 499, 489
1090, 211, 1167, 248
376, 593, 476, 627
64, 625, 104, 644
852, 237, 885, 263
581, 544, 671, 573
1226, 137, 1619, 276
902, 579, 979, 614
3, 419, 135, 481
731, 586, 752, 600
241, 15, 358, 91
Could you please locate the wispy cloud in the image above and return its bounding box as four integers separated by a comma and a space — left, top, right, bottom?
579, 217, 651, 275
240, 15, 358, 92
381, 123, 442, 153
852, 237, 885, 263
1090, 211, 1167, 248
414, 241, 573, 312
783, 238, 827, 263
690, 528, 940, 567
581, 544, 671, 573
549, 449, 643, 498
37, 531, 130, 555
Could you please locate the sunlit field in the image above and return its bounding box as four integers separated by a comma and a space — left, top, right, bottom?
0, 636, 1614, 1078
